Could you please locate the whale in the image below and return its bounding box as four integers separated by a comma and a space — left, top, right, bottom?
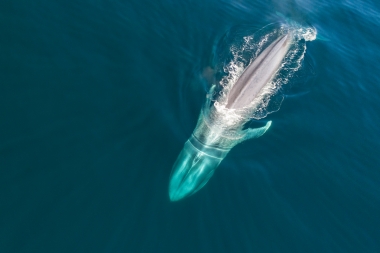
168, 32, 293, 201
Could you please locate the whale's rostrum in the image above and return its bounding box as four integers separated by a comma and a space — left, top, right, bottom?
226, 34, 292, 109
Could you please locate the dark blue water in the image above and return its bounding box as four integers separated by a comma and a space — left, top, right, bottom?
1, 0, 380, 252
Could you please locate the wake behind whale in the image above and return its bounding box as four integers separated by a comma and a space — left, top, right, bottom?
169, 23, 316, 201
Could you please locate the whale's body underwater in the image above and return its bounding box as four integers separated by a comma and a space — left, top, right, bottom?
169, 29, 312, 201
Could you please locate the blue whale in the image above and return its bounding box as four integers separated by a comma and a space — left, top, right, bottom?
169, 33, 293, 201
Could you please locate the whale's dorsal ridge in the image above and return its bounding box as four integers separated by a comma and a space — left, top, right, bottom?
226, 34, 292, 109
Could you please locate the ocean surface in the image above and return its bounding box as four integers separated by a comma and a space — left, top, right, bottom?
1, 0, 380, 252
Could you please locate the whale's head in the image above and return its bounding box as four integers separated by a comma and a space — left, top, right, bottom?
168, 137, 226, 201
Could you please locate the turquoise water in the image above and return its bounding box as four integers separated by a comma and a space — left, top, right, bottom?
1, 0, 380, 252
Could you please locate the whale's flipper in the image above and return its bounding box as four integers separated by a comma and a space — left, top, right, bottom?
240, 121, 272, 143
205, 84, 216, 107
